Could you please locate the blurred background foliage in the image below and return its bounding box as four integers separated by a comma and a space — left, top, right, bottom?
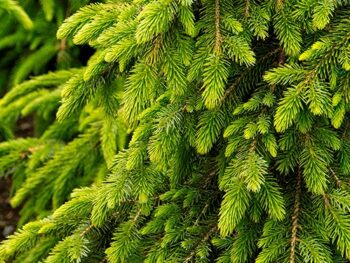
0, 0, 92, 96
0, 0, 96, 238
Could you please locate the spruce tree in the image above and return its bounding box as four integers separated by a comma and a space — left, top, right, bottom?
1, 0, 350, 262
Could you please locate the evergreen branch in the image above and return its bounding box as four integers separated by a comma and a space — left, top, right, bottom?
194, 203, 209, 226
2, 1, 350, 261
79, 224, 94, 237
132, 209, 142, 224
290, 169, 302, 263
184, 225, 217, 263
329, 168, 342, 188
222, 47, 281, 102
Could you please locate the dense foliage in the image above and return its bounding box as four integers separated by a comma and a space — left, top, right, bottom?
1, 0, 350, 262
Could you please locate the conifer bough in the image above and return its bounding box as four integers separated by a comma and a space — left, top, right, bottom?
1, 0, 350, 262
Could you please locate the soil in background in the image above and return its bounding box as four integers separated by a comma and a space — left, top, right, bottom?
0, 116, 34, 241
0, 177, 19, 240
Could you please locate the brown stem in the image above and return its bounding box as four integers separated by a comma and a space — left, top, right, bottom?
59, 38, 67, 51
214, 0, 222, 55
323, 194, 331, 209
271, 49, 285, 92
244, 0, 250, 16
132, 209, 142, 224
278, 50, 285, 65
80, 224, 94, 237
329, 168, 342, 188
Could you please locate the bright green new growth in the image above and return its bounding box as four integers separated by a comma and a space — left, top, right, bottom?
1, 0, 350, 262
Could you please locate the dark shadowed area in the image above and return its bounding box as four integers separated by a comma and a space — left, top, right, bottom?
0, 116, 33, 241
0, 177, 19, 241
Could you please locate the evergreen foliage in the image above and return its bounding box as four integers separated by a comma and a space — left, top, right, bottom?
0, 0, 90, 96
1, 0, 350, 262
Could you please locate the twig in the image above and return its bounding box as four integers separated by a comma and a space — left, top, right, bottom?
214, 0, 222, 55
80, 224, 94, 237
184, 226, 217, 263
194, 203, 209, 226
244, 0, 250, 16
